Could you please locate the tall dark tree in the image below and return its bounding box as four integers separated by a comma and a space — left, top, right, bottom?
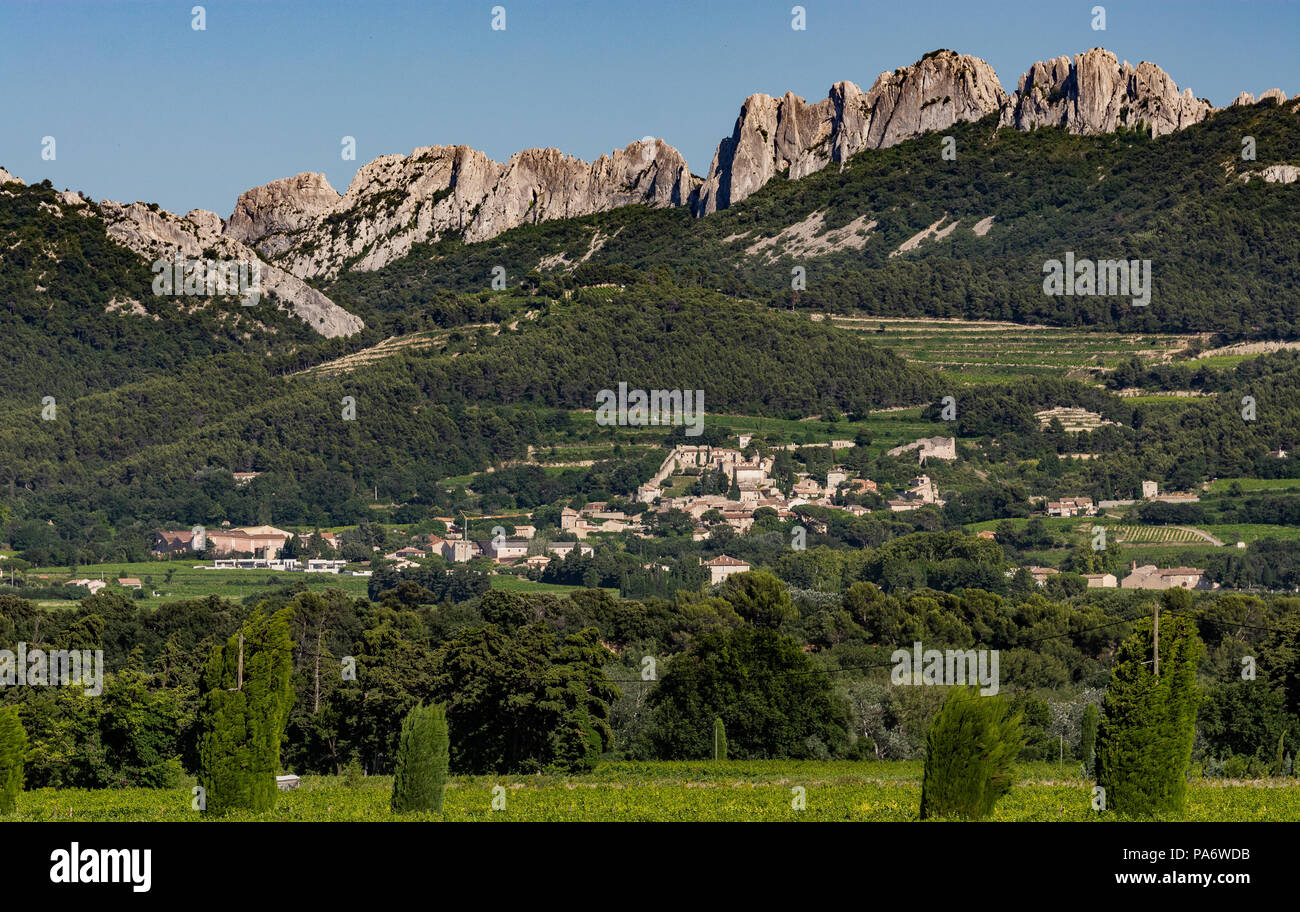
196, 607, 295, 815
391, 703, 450, 814
0, 706, 27, 815
1096, 598, 1203, 817
646, 625, 849, 759
431, 623, 618, 774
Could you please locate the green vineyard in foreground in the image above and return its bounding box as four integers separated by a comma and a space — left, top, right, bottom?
13, 762, 1300, 822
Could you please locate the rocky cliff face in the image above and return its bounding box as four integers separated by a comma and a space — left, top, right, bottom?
998, 48, 1212, 137
64, 44, 1282, 340
226, 139, 696, 279
1231, 88, 1288, 106
695, 48, 1228, 215
693, 51, 1007, 215
98, 199, 364, 338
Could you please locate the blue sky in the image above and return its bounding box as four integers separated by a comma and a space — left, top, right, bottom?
1, 0, 1296, 215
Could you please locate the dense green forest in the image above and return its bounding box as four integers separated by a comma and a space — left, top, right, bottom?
2, 564, 1297, 782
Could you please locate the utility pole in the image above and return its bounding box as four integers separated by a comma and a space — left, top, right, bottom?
1153, 602, 1159, 678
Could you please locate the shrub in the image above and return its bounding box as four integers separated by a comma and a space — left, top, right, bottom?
391, 703, 451, 814
919, 688, 1023, 820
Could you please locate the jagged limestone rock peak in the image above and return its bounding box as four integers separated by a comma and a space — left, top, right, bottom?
999, 48, 1213, 137
692, 50, 1007, 215
0, 167, 24, 186
97, 199, 364, 338
223, 139, 697, 279
225, 172, 341, 254
1231, 89, 1287, 107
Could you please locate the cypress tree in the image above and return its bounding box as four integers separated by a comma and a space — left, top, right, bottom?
920, 687, 1023, 820
0, 706, 27, 815
1080, 703, 1099, 774
197, 607, 295, 815
713, 717, 727, 761
1096, 603, 1203, 817
391, 703, 451, 814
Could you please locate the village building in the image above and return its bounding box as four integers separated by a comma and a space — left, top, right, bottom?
546, 541, 594, 559
1082, 573, 1118, 589
151, 529, 197, 556
66, 579, 107, 595
116, 577, 142, 589
442, 540, 481, 563
478, 539, 530, 563
304, 559, 348, 573
385, 546, 428, 560
703, 554, 750, 585
1046, 496, 1096, 517
1026, 566, 1059, 586
206, 525, 295, 557
1121, 563, 1214, 590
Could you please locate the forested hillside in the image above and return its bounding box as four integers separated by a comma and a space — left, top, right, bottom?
0, 181, 328, 404
0, 283, 934, 538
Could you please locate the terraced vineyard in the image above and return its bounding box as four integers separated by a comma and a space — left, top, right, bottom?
824, 315, 1199, 384
13, 762, 1300, 822
1109, 525, 1215, 545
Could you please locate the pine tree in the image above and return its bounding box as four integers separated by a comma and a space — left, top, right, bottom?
0, 706, 27, 815
1096, 602, 1203, 817
391, 703, 451, 814
713, 717, 727, 761
920, 687, 1023, 820
197, 607, 295, 815
1080, 703, 1099, 774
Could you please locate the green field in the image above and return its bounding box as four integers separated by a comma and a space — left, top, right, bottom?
11, 761, 1299, 821
1208, 477, 1300, 493
17, 561, 371, 608
1204, 524, 1300, 544
488, 575, 616, 595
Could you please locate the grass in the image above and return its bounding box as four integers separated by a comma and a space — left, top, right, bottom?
488, 576, 615, 595
1204, 524, 1300, 544
15, 560, 370, 609
1208, 477, 1300, 493
12, 761, 1300, 821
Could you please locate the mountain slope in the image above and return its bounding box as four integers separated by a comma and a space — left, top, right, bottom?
323, 96, 1300, 336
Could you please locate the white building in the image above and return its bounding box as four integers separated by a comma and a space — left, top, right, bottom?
703, 554, 750, 585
